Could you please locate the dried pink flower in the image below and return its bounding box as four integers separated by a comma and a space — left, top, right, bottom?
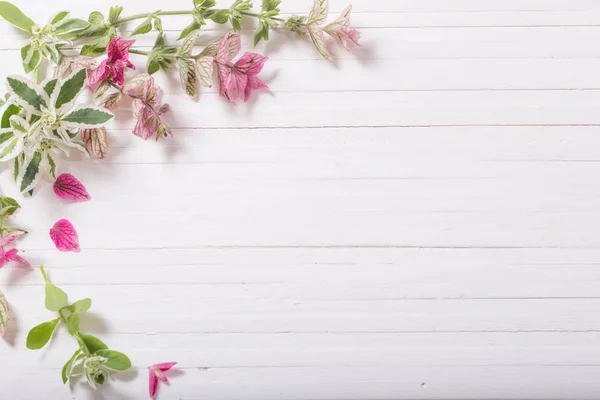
148, 362, 177, 398
0, 231, 31, 270
323, 5, 360, 49
215, 33, 268, 103
125, 74, 172, 140
87, 37, 136, 88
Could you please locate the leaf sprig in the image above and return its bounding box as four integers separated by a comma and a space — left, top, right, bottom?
27, 266, 131, 388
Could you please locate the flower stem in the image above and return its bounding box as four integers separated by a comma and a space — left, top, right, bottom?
240, 10, 284, 22
113, 10, 194, 26
129, 49, 150, 56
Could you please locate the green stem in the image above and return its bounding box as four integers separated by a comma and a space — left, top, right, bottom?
240, 10, 284, 22
129, 49, 149, 56
113, 10, 193, 26
59, 309, 91, 355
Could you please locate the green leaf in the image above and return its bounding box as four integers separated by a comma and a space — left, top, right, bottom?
131, 17, 152, 36
178, 58, 197, 97
95, 350, 132, 371
80, 34, 112, 57
1, 104, 21, 128
43, 78, 58, 97
18, 151, 41, 192
230, 15, 242, 32
79, 334, 107, 354
0, 196, 19, 216
21, 44, 41, 74
0, 134, 22, 163
62, 107, 114, 127
177, 20, 201, 40
67, 313, 79, 335
9, 115, 28, 134
55, 68, 86, 109
147, 59, 160, 75
54, 18, 90, 36
208, 9, 230, 24
46, 152, 56, 178
108, 6, 124, 24
0, 1, 35, 32
254, 21, 269, 46
262, 0, 281, 11
153, 16, 162, 33
44, 281, 68, 312
6, 76, 47, 111
88, 11, 104, 26
51, 11, 70, 25
66, 298, 92, 314
26, 319, 59, 349
62, 349, 82, 384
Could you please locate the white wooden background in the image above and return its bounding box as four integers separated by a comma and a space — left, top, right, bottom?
2, 0, 600, 398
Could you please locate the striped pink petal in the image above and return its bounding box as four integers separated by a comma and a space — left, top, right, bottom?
53, 173, 91, 202
49, 219, 80, 252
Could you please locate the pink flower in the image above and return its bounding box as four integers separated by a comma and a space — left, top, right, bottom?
148, 362, 177, 398
323, 5, 360, 49
0, 231, 31, 270
59, 56, 98, 81
88, 37, 136, 88
125, 74, 172, 140
215, 33, 268, 103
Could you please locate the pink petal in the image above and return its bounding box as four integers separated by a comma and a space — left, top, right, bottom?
155, 362, 177, 372
87, 60, 110, 88
4, 248, 31, 269
235, 53, 268, 77
0, 231, 24, 247
133, 106, 160, 140
217, 64, 247, 103
53, 173, 91, 202
108, 37, 135, 62
244, 76, 268, 102
348, 29, 360, 45
149, 368, 159, 398
49, 219, 80, 252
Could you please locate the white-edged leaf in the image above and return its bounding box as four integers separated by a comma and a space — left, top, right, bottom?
307, 24, 331, 61
51, 11, 70, 25
178, 58, 198, 98
0, 134, 23, 163
131, 17, 152, 36
20, 44, 41, 75
43, 78, 58, 97
307, 0, 328, 25
196, 56, 214, 87
17, 150, 42, 193
0, 1, 35, 32
46, 151, 57, 178
6, 75, 46, 112
55, 68, 86, 110
9, 114, 29, 135
68, 139, 90, 157
54, 18, 89, 36
62, 106, 113, 128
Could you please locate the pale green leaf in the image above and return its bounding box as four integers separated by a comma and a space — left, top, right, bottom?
54, 18, 90, 36
62, 349, 82, 384
0, 135, 23, 163
44, 281, 68, 311
21, 44, 41, 74
66, 313, 79, 335
195, 56, 214, 87
66, 298, 92, 314
95, 350, 132, 371
79, 334, 107, 354
178, 58, 197, 97
307, 24, 331, 61
178, 29, 200, 58
0, 1, 35, 32
26, 319, 59, 349
51, 11, 70, 25
307, 0, 328, 25
177, 20, 201, 40
131, 17, 152, 36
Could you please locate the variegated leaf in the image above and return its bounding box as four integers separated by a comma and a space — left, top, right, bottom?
196, 56, 214, 87
199, 37, 221, 57
307, 24, 331, 61
6, 76, 47, 112
43, 78, 58, 97
179, 30, 201, 58
0, 134, 23, 163
9, 115, 29, 135
0, 291, 8, 338
62, 106, 114, 128
55, 68, 87, 110
17, 150, 42, 193
21, 44, 41, 74
178, 58, 198, 97
307, 0, 328, 25
98, 92, 122, 110
80, 127, 108, 159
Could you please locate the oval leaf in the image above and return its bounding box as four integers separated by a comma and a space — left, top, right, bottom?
26, 319, 59, 350
53, 173, 91, 201
62, 350, 83, 384
79, 333, 107, 354
49, 219, 80, 252
67, 298, 92, 314
95, 350, 132, 371
45, 282, 68, 311
0, 291, 8, 337
0, 1, 35, 32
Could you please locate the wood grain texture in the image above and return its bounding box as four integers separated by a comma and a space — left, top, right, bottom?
1, 0, 600, 398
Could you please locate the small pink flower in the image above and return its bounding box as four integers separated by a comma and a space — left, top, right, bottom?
59, 56, 98, 81
0, 231, 31, 270
215, 33, 268, 103
323, 5, 360, 49
148, 362, 177, 398
125, 75, 172, 140
88, 37, 136, 88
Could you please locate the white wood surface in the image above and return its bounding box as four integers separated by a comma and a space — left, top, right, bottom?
2, 0, 600, 398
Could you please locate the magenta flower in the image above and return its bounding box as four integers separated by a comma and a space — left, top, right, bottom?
215, 33, 268, 103
0, 231, 31, 270
323, 5, 360, 49
148, 362, 177, 398
88, 37, 136, 88
125, 74, 172, 140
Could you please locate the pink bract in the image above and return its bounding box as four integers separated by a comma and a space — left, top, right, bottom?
125, 75, 172, 140
49, 219, 80, 252
0, 231, 31, 270
88, 37, 136, 88
215, 33, 269, 103
148, 362, 177, 398
323, 5, 360, 49
53, 173, 91, 202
